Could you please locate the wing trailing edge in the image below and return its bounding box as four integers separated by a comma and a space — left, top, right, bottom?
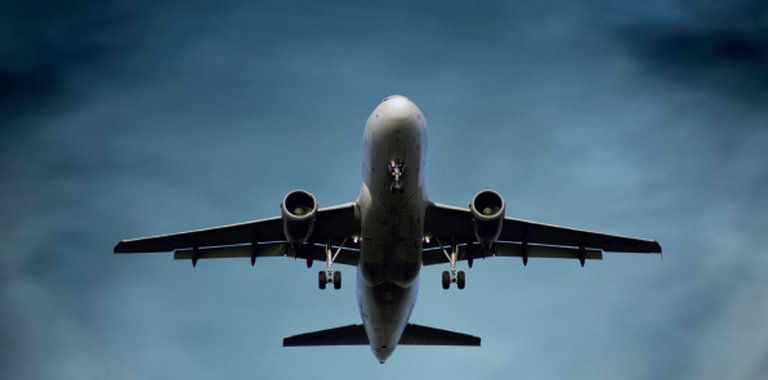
422, 241, 603, 266
173, 243, 359, 266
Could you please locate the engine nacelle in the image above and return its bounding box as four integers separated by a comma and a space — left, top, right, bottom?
281, 190, 318, 245
470, 190, 505, 247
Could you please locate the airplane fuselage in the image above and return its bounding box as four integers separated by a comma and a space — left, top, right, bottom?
356, 95, 428, 362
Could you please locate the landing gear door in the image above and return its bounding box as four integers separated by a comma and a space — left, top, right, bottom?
390, 140, 405, 161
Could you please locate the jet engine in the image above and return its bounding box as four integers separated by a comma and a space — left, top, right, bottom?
470, 190, 505, 247
281, 190, 318, 245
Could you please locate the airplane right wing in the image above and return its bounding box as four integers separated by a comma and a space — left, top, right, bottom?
114, 202, 359, 266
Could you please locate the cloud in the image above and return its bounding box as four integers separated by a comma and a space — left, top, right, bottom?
608, 0, 768, 104
0, 0, 142, 124
1, 1, 767, 379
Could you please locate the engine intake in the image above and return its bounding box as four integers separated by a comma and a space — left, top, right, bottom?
281, 190, 318, 245
470, 190, 505, 247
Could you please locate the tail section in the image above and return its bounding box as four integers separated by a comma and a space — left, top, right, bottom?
399, 323, 481, 346
283, 323, 480, 347
283, 323, 368, 346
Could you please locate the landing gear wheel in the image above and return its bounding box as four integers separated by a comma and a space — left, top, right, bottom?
318, 271, 327, 290
457, 271, 466, 289
442, 271, 450, 289
333, 271, 342, 289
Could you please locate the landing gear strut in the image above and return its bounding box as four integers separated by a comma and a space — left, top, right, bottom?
388, 160, 405, 193
437, 238, 466, 289
318, 238, 347, 290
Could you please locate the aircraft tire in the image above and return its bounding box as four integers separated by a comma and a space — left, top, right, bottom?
442, 271, 450, 289
457, 271, 466, 289
333, 271, 341, 289
319, 271, 327, 290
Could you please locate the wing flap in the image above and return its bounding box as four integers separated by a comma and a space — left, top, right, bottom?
422, 242, 602, 265
173, 243, 359, 266
494, 243, 602, 260
173, 243, 287, 260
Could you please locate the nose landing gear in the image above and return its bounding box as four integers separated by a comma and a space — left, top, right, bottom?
318, 238, 347, 290
388, 160, 405, 193
437, 238, 466, 289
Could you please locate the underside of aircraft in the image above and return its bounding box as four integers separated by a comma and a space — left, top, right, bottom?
115, 95, 661, 363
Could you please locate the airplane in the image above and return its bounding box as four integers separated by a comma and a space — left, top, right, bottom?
114, 94, 662, 363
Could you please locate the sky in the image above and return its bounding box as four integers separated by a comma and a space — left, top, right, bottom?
1, 0, 767, 379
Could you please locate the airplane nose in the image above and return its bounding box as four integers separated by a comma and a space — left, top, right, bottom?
369, 95, 424, 125
365, 94, 427, 136
382, 95, 415, 121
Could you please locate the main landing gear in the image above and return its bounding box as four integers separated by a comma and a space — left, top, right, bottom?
318, 271, 341, 290
437, 238, 466, 290
318, 238, 347, 290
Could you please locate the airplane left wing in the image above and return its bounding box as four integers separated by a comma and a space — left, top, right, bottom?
423, 202, 661, 266
114, 203, 359, 265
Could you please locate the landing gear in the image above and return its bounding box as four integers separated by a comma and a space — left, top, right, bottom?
437, 238, 466, 289
318, 271, 327, 290
388, 160, 405, 193
318, 238, 347, 290
441, 269, 466, 289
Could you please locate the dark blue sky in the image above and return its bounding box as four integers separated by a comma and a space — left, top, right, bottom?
2, 1, 767, 379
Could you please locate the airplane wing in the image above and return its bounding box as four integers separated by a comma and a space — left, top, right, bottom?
422, 202, 661, 266
114, 203, 359, 266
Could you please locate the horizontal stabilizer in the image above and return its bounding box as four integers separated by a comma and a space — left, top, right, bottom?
284, 324, 369, 346
283, 323, 480, 347
400, 323, 480, 346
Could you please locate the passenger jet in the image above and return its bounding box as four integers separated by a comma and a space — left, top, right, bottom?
114, 95, 661, 363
